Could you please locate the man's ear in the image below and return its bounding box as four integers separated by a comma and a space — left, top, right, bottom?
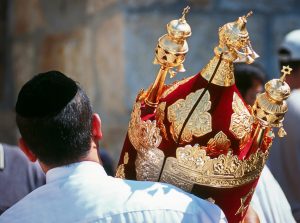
92, 113, 103, 140
18, 138, 37, 162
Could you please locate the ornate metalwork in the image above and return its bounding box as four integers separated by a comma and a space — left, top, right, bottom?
115, 152, 129, 179
145, 6, 192, 107
155, 102, 168, 140
230, 93, 254, 143
252, 65, 292, 137
135, 147, 165, 182
167, 89, 212, 143
128, 102, 165, 181
201, 12, 259, 86
128, 102, 162, 151
160, 144, 269, 189
206, 131, 231, 156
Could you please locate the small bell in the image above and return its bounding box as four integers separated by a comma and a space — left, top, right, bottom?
177, 64, 186, 73
278, 127, 287, 137
246, 55, 255, 64
169, 69, 177, 78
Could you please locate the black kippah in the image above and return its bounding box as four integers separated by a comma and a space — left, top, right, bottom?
16, 71, 78, 118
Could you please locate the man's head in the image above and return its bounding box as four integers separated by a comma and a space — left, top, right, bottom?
15, 71, 102, 169
234, 63, 266, 106
279, 29, 300, 89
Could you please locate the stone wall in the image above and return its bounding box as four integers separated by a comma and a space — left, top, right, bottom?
1, 0, 300, 166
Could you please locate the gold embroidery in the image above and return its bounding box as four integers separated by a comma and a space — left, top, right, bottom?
115, 152, 129, 179
128, 102, 165, 181
160, 144, 268, 189
230, 93, 253, 144
235, 187, 255, 216
206, 131, 231, 156
128, 102, 162, 151
167, 89, 212, 143
155, 102, 168, 140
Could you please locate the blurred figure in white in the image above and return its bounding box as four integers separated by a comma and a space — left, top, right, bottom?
268, 29, 300, 223
235, 63, 295, 223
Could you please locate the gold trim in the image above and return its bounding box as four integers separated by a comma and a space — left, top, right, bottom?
128, 102, 162, 151
230, 93, 253, 144
115, 152, 129, 179
155, 102, 168, 140
160, 144, 268, 189
167, 89, 212, 143
135, 147, 165, 182
128, 102, 165, 181
201, 56, 235, 86
206, 131, 231, 156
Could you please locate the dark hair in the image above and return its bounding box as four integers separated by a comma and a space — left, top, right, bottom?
234, 64, 266, 98
15, 71, 93, 167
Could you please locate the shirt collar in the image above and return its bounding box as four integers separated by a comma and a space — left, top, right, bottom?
46, 161, 107, 183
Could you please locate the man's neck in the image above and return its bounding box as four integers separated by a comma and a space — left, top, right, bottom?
39, 143, 101, 174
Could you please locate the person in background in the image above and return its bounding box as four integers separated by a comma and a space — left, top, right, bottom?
235, 63, 295, 223
99, 149, 114, 176
0, 71, 226, 223
268, 29, 300, 223
0, 143, 45, 215
235, 63, 266, 106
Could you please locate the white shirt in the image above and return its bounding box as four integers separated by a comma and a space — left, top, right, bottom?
251, 166, 295, 223
0, 161, 227, 223
268, 89, 300, 221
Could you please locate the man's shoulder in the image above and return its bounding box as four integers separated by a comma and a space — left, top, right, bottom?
119, 178, 223, 214
0, 185, 46, 222
0, 177, 226, 223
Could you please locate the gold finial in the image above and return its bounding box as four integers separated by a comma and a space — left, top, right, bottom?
280, 65, 293, 82
180, 6, 190, 21
245, 11, 253, 19
144, 7, 192, 107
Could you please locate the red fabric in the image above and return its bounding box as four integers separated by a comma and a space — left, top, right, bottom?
118, 72, 271, 223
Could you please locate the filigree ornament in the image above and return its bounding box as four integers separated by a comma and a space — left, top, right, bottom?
155, 102, 168, 140
128, 102, 162, 150
206, 131, 231, 156
135, 147, 165, 182
115, 152, 129, 179
230, 93, 253, 141
167, 89, 212, 143
160, 144, 268, 189
201, 12, 258, 87
128, 102, 165, 181
201, 57, 235, 86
